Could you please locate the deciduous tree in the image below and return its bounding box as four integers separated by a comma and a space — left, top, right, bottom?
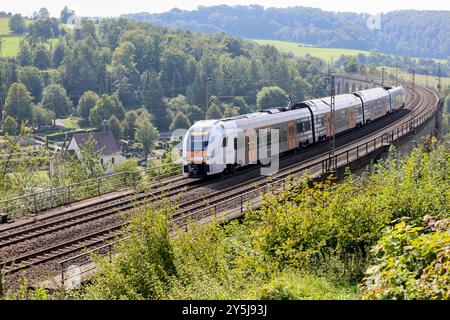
141, 69, 170, 131
32, 104, 55, 130
9, 14, 27, 34
170, 111, 191, 131
135, 115, 159, 157
78, 91, 99, 120
3, 116, 18, 135
33, 46, 51, 70
108, 115, 123, 139
17, 66, 43, 102
89, 94, 125, 127
41, 84, 72, 118
4, 83, 33, 123
256, 86, 288, 109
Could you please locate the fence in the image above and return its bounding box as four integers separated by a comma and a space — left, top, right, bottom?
0, 162, 181, 221
173, 96, 440, 226
58, 239, 124, 290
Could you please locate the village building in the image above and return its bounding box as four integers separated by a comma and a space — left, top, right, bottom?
66, 132, 126, 173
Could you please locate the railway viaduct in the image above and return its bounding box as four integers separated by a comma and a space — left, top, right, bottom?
334, 73, 380, 94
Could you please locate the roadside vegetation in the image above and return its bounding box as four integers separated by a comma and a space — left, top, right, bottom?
80, 138, 449, 300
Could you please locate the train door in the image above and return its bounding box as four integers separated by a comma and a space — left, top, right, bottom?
244, 136, 249, 164
233, 137, 238, 165
288, 122, 296, 149
382, 97, 387, 115
348, 107, 355, 128
326, 112, 333, 136
370, 101, 375, 121
247, 132, 257, 164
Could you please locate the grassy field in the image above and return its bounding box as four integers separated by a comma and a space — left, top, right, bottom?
253, 39, 370, 62
381, 66, 450, 89
0, 17, 21, 57
252, 39, 448, 64
62, 117, 81, 129
254, 39, 450, 90
0, 17, 11, 35
0, 17, 60, 57
0, 36, 23, 57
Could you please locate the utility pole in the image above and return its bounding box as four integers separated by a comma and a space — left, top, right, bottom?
203, 73, 213, 119
381, 66, 385, 86
0, 72, 3, 123
394, 64, 399, 86
410, 68, 415, 121
325, 73, 336, 171
390, 63, 394, 86
437, 64, 442, 96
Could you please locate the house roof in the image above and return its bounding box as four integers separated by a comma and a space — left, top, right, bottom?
69, 132, 122, 156
53, 149, 76, 162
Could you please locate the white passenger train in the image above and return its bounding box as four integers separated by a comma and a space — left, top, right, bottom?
182, 86, 406, 178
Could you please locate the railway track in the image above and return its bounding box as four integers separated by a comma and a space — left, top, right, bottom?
0, 174, 205, 248
1, 224, 125, 274
0, 82, 439, 279
172, 82, 436, 222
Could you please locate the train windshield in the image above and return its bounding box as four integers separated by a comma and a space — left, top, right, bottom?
187, 129, 210, 151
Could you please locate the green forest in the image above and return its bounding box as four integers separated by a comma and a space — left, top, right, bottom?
123, 5, 450, 60
0, 8, 329, 138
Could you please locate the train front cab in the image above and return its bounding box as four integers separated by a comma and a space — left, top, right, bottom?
182, 126, 212, 178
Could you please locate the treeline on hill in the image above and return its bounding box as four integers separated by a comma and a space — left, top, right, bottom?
122, 5, 450, 60
0, 7, 328, 142
334, 51, 449, 78
47, 139, 446, 300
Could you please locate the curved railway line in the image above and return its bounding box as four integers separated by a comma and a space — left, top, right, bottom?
0, 80, 440, 285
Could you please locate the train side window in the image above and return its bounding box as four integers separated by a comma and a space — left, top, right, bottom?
304, 121, 311, 131
281, 130, 288, 142
222, 137, 227, 148
296, 122, 302, 134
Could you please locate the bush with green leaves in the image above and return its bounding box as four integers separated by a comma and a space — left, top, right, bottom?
361, 217, 450, 300
3, 116, 19, 136
113, 158, 142, 187
251, 141, 449, 279
83, 139, 449, 300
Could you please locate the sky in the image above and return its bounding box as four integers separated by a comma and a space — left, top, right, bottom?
2, 0, 449, 18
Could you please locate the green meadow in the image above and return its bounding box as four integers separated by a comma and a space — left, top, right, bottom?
253, 39, 369, 62
0, 36, 23, 57
384, 67, 450, 89
0, 17, 22, 57
0, 17, 60, 57
252, 39, 448, 64
0, 17, 11, 35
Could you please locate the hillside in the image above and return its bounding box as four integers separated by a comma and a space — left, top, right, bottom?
0, 17, 25, 57
254, 39, 450, 87
122, 5, 450, 60
253, 39, 371, 61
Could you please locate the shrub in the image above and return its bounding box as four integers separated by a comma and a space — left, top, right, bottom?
361, 217, 450, 300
